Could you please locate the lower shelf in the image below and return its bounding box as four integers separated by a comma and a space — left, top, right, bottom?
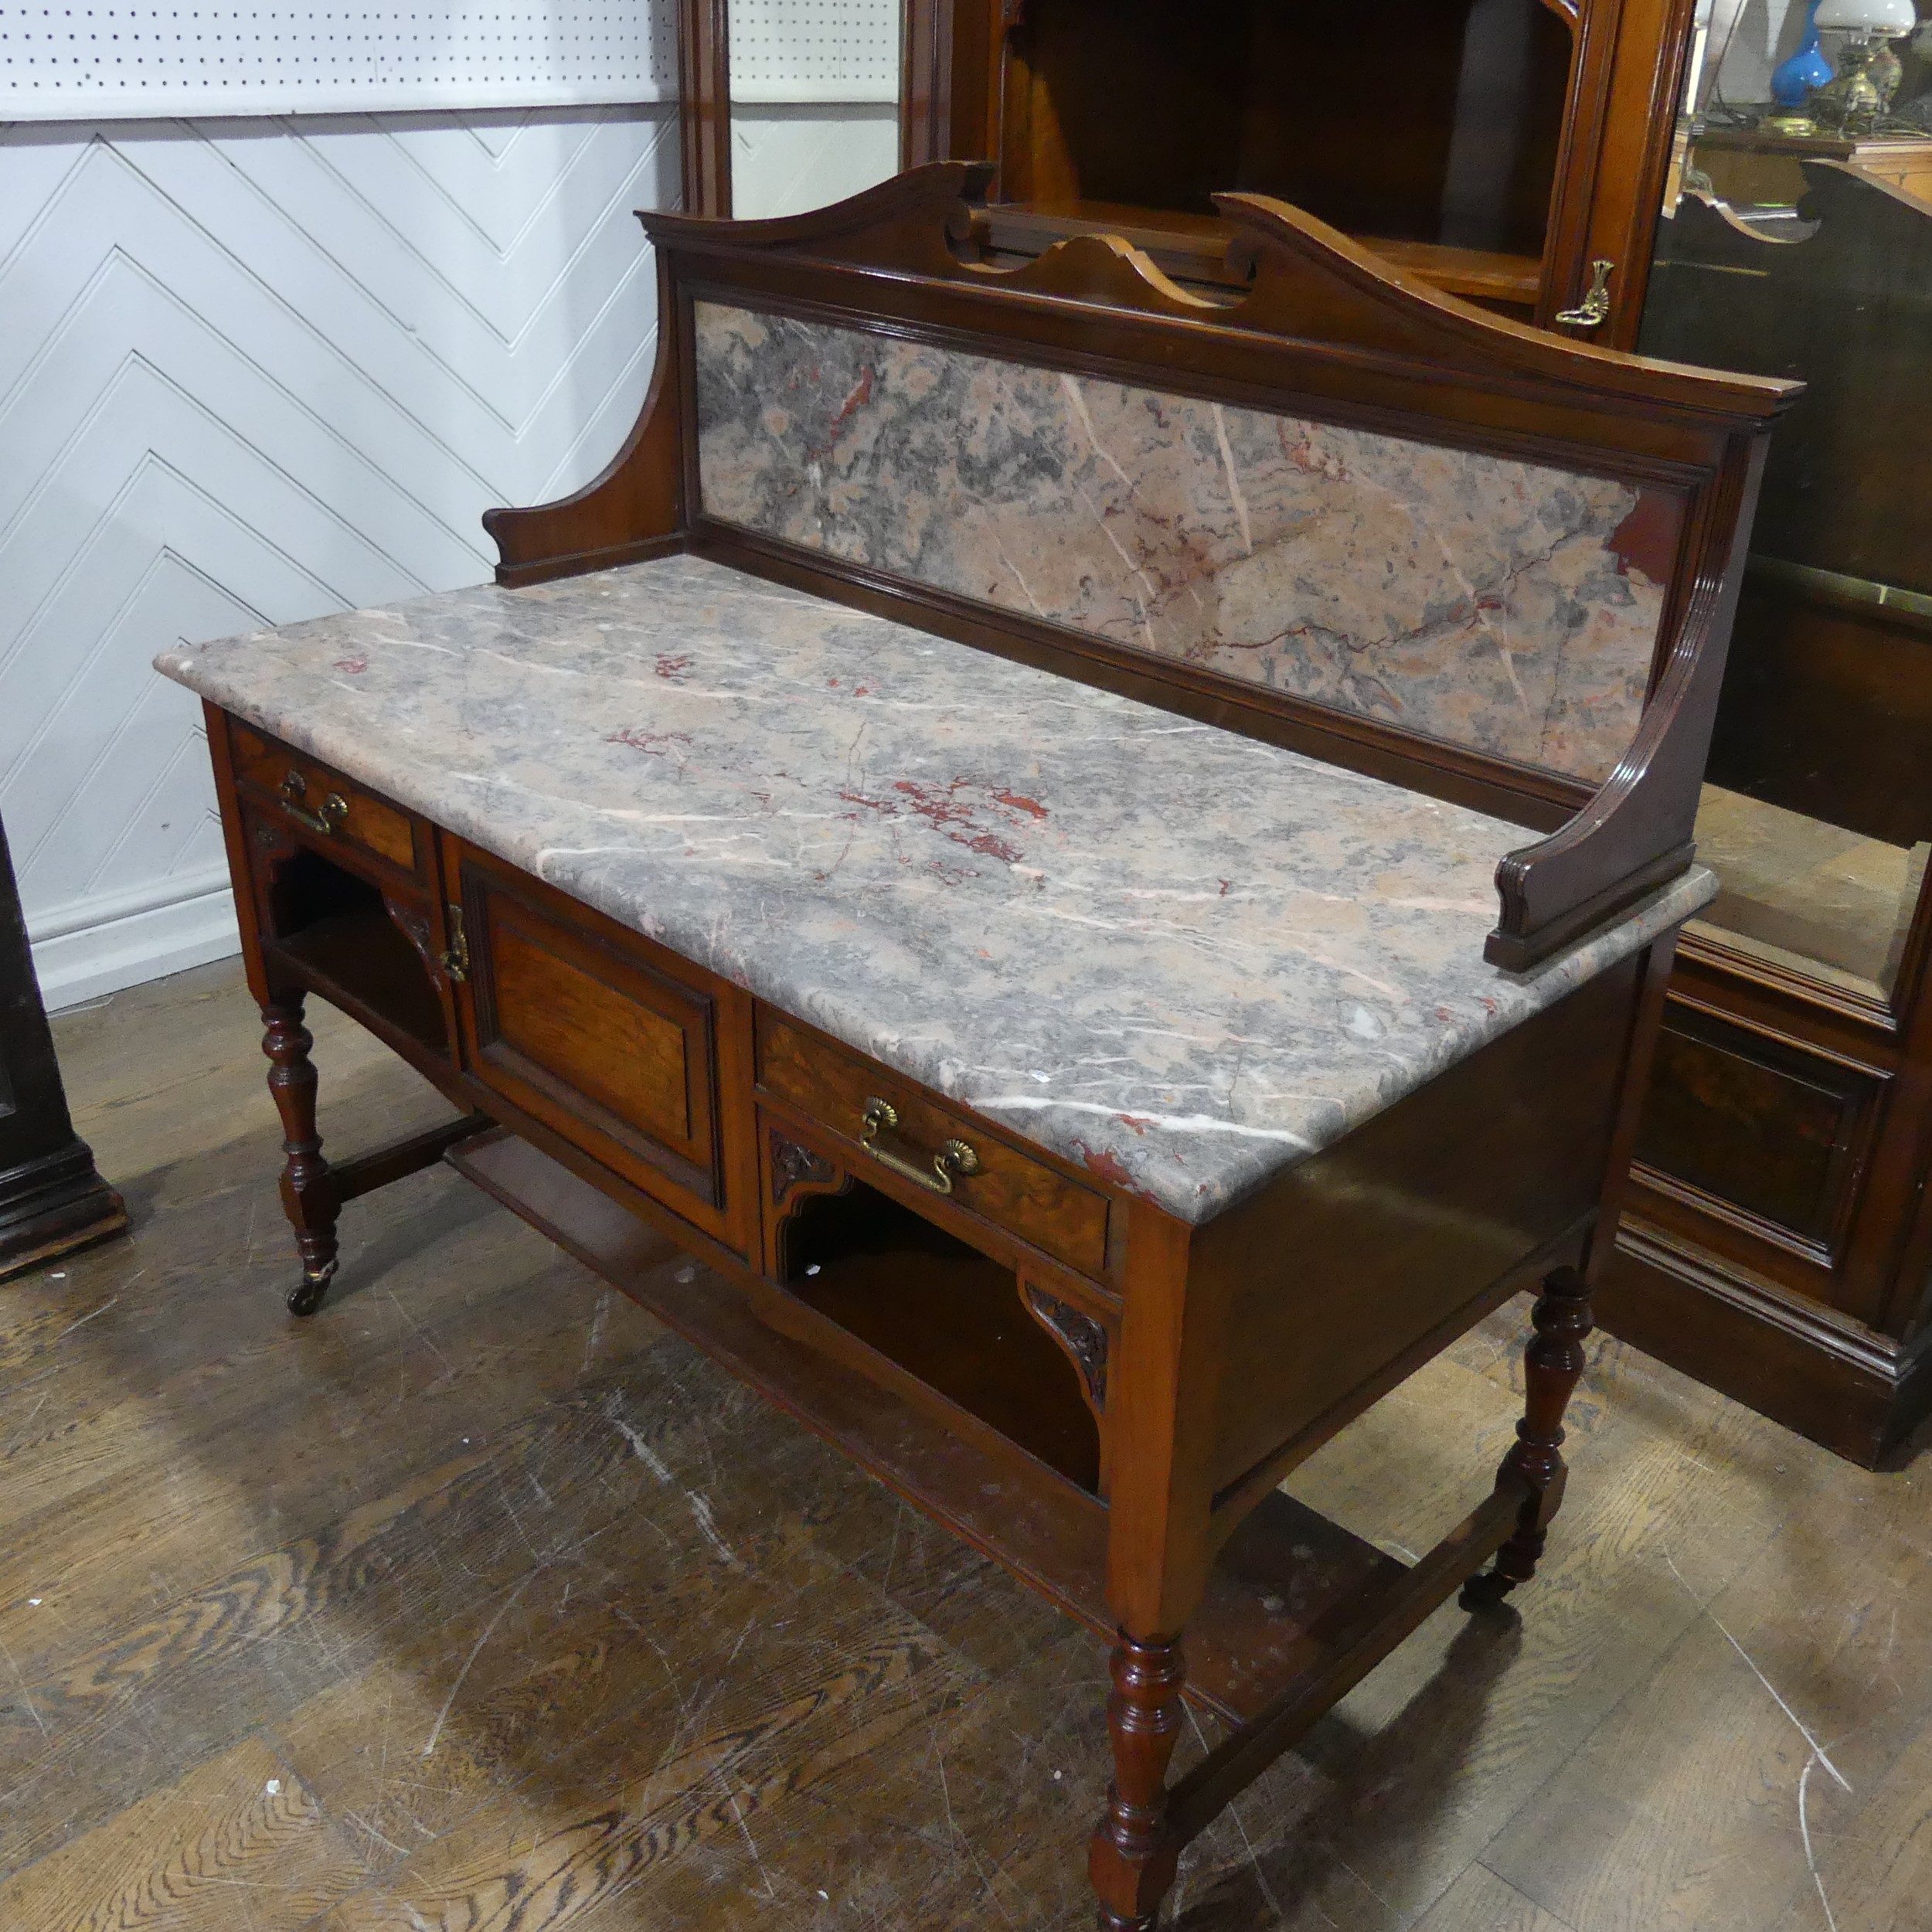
449, 1128, 1519, 1727
775, 1176, 1101, 1493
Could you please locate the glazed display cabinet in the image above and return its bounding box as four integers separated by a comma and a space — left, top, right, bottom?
901, 0, 1701, 340
1596, 47, 1932, 1463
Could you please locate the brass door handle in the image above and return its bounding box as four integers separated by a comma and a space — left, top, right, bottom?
440, 904, 470, 983
1555, 259, 1614, 330
279, 769, 348, 838
858, 1096, 981, 1196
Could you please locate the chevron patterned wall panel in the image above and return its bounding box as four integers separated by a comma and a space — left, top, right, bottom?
731, 103, 898, 219
1, 106, 680, 1009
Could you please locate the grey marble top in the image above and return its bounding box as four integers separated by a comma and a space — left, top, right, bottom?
155, 553, 1713, 1224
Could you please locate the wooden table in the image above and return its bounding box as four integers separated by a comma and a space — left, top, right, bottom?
157, 168, 1793, 1927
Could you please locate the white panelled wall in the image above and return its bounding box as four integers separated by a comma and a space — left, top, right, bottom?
732, 103, 899, 220
2, 94, 895, 1011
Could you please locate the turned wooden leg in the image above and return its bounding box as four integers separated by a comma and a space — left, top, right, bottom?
1462, 1264, 1594, 1611
261, 998, 340, 1315
1089, 1631, 1187, 1930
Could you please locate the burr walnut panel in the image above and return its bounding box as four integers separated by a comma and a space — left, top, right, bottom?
455, 849, 723, 1217
228, 721, 421, 881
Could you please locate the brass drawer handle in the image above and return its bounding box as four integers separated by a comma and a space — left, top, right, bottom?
280, 769, 349, 838
859, 1096, 981, 1196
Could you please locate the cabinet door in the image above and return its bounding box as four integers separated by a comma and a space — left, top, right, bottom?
909, 0, 1696, 342
447, 841, 752, 1250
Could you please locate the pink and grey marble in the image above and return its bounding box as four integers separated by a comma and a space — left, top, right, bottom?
695, 301, 1680, 786
155, 553, 1711, 1223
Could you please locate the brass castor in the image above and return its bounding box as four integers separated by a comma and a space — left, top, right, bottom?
287, 1260, 338, 1317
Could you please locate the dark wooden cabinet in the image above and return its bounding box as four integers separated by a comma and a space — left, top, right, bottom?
0, 813, 126, 1281
901, 0, 1700, 342
1597, 149, 1932, 1465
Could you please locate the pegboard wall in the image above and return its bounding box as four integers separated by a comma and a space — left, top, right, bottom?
0, 0, 900, 119
729, 0, 896, 102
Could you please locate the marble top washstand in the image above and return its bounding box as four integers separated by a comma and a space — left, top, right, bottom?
155, 553, 1713, 1224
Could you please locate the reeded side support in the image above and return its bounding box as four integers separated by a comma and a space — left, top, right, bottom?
261, 997, 340, 1315
1462, 1264, 1594, 1609
1089, 1631, 1188, 1930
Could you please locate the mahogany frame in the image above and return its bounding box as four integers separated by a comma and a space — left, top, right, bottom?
485, 162, 1794, 970
898, 0, 1705, 344
197, 165, 1802, 1932
205, 682, 1684, 1928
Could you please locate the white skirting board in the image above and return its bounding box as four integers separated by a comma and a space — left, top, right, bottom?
30, 872, 241, 1013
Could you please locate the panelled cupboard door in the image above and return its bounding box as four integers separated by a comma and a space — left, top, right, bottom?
444, 838, 753, 1253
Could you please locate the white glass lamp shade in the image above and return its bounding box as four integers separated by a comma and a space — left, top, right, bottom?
1815, 0, 1918, 30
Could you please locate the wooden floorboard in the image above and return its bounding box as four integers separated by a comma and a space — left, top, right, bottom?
2, 957, 1927, 1931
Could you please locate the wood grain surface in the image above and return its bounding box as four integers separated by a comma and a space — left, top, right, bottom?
3, 957, 1927, 1931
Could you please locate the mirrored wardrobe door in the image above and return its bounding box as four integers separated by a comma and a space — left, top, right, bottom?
725, 0, 905, 218
1600, 2, 1932, 1468
1643, 5, 1932, 1011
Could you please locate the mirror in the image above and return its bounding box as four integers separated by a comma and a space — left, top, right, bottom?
726, 0, 903, 218
1640, 2, 1932, 1005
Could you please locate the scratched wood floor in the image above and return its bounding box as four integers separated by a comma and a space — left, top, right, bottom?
3, 959, 1929, 1932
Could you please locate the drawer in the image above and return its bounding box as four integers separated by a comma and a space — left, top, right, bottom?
454, 848, 729, 1230
755, 1009, 1112, 1281
229, 721, 424, 881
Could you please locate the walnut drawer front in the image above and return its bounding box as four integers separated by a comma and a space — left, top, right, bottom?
454, 851, 725, 1225
755, 1009, 1112, 1282
229, 722, 423, 881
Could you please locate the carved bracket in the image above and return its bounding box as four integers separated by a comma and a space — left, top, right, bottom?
770, 1127, 839, 1207
252, 817, 300, 864
384, 896, 444, 988
1023, 1283, 1111, 1416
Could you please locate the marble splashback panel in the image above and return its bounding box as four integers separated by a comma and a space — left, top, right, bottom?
693, 301, 1678, 786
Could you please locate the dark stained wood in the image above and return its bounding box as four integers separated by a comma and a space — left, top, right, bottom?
675, 0, 731, 219
897, 0, 950, 179
913, 0, 1700, 342
260, 998, 340, 1315
1648, 170, 1932, 597
1634, 1007, 1879, 1251
1168, 1477, 1526, 1843
756, 1005, 1114, 1282
757, 1204, 1103, 1494
1710, 569, 1932, 858
1198, 956, 1641, 1506
267, 899, 450, 1063
981, 202, 1549, 310
1461, 1265, 1595, 1607
179, 149, 1772, 1923
1090, 1631, 1189, 1930
227, 721, 422, 879
1591, 158, 1932, 1466
329, 1111, 493, 1203
1001, 0, 1566, 253
0, 812, 125, 1285
1599, 1217, 1932, 1466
